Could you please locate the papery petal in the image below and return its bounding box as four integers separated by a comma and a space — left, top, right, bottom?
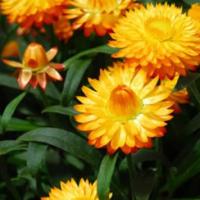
37, 73, 47, 90
3, 59, 23, 68
46, 67, 62, 80
18, 69, 32, 89
46, 47, 58, 61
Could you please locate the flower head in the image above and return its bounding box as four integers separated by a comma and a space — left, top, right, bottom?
109, 4, 200, 79
74, 62, 174, 154
41, 178, 112, 200
1, 0, 67, 28
65, 0, 139, 36
3, 43, 63, 90
53, 15, 74, 42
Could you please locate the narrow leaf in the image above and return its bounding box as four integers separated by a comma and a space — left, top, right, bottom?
176, 72, 200, 90
27, 142, 47, 174
0, 92, 26, 131
97, 153, 118, 200
0, 140, 26, 156
42, 105, 78, 116
62, 58, 92, 104
18, 128, 101, 167
0, 116, 42, 132
183, 0, 200, 5
63, 45, 118, 69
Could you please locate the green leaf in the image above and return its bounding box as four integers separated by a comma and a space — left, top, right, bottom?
0, 140, 26, 156
176, 72, 200, 90
18, 128, 101, 167
45, 82, 61, 101
27, 142, 47, 174
182, 112, 200, 135
0, 116, 42, 132
42, 105, 78, 116
62, 58, 92, 104
63, 45, 118, 69
188, 82, 200, 106
97, 153, 118, 200
0, 92, 26, 131
0, 73, 18, 89
183, 0, 200, 5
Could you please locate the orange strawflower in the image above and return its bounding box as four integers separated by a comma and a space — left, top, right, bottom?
65, 0, 139, 37
1, 40, 19, 58
3, 43, 63, 90
41, 178, 112, 200
53, 15, 73, 42
162, 75, 189, 113
109, 4, 200, 79
1, 0, 67, 28
74, 62, 173, 154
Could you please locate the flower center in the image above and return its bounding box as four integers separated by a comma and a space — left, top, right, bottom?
145, 18, 172, 41
109, 85, 140, 117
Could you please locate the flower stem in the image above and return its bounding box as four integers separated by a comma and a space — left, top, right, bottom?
127, 155, 136, 200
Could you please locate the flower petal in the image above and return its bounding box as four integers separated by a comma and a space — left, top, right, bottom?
46, 47, 58, 61
46, 67, 62, 80
3, 59, 23, 68
37, 73, 47, 91
17, 69, 32, 89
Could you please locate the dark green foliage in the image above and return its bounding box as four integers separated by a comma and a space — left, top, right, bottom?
0, 1, 200, 199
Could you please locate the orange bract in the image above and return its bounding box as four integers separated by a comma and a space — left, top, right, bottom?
161, 75, 189, 113
3, 43, 64, 90
109, 4, 200, 79
65, 0, 139, 36
74, 62, 174, 154
53, 15, 74, 42
1, 0, 67, 28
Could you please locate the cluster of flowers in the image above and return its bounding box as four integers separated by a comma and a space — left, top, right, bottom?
1, 0, 200, 199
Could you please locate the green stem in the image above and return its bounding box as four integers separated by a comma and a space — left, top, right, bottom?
63, 45, 118, 69
127, 155, 136, 200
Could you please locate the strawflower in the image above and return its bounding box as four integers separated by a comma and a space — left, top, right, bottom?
41, 178, 112, 200
3, 42, 63, 90
109, 4, 200, 79
74, 62, 174, 154
1, 0, 67, 28
65, 0, 139, 37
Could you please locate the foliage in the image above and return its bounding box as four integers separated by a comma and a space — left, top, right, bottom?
0, 0, 200, 200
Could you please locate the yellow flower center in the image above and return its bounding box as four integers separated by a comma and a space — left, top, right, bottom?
109, 85, 140, 117
145, 18, 172, 41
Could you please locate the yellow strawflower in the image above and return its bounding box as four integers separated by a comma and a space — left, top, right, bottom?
41, 178, 112, 200
109, 4, 200, 79
74, 62, 174, 154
